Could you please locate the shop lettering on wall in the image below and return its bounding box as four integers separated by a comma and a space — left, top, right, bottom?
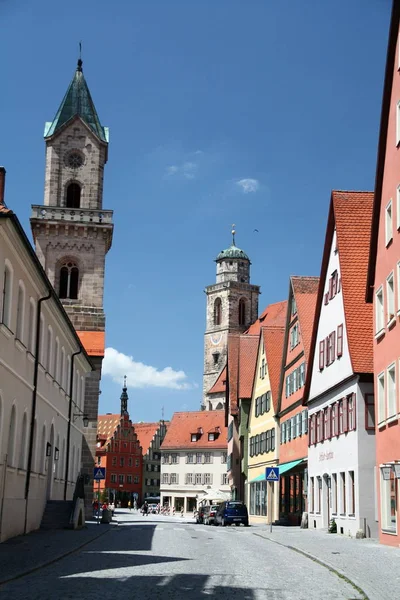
319, 451, 334, 462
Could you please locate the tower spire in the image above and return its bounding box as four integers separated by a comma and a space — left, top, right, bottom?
77, 41, 83, 72
120, 376, 128, 416
231, 223, 236, 246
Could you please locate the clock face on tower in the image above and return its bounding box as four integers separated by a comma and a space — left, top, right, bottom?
210, 333, 222, 346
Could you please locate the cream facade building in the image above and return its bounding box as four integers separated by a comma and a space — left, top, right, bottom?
160, 411, 229, 512
246, 327, 285, 525
0, 168, 92, 542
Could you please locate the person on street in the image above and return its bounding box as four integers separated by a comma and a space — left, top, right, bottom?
134, 500, 137, 511
142, 501, 149, 516
110, 502, 115, 516
128, 500, 131, 511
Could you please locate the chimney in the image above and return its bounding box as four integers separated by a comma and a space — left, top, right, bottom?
0, 167, 5, 206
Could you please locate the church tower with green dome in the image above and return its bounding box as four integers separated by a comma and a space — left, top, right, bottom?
202, 227, 260, 410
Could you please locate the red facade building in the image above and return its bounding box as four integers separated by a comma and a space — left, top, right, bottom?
366, 1, 400, 546
95, 382, 143, 505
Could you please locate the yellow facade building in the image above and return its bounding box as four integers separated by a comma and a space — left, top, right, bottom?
246, 326, 285, 525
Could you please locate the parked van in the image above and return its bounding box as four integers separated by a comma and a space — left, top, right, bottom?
215, 501, 249, 527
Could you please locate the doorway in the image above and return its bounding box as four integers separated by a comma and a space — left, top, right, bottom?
46, 425, 55, 500
323, 474, 331, 529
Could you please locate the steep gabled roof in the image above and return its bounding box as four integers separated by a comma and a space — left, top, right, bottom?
304, 191, 374, 402
208, 365, 227, 394
245, 300, 287, 334
44, 60, 108, 143
262, 327, 285, 414
277, 276, 319, 413
367, 1, 400, 300
238, 336, 259, 398
291, 277, 320, 363
161, 411, 227, 449
97, 414, 121, 445
134, 422, 166, 456
227, 333, 241, 416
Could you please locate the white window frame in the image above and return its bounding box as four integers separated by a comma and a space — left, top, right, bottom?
377, 371, 386, 424
375, 286, 384, 334
386, 200, 393, 246
386, 272, 395, 324
1, 260, 13, 329
387, 363, 397, 419
397, 185, 400, 230
16, 281, 25, 343
28, 298, 36, 354
381, 468, 397, 533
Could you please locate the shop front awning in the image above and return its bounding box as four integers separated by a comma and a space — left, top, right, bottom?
248, 459, 306, 483
279, 458, 306, 475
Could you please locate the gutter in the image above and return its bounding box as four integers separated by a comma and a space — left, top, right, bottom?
64, 349, 82, 500
24, 289, 52, 534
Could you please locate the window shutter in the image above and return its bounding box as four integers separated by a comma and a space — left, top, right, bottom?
337, 277, 341, 293
331, 332, 336, 363
352, 393, 357, 431
319, 341, 324, 370
343, 397, 348, 433
328, 277, 333, 300
327, 406, 332, 439
271, 429, 275, 451
324, 292, 329, 305
337, 324, 343, 357
334, 403, 339, 436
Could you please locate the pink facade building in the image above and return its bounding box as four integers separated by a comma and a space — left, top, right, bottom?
367, 1, 400, 546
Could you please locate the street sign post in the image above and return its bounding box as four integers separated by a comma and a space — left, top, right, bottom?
93, 467, 106, 525
265, 467, 280, 532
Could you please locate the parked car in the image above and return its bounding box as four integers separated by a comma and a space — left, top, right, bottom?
203, 504, 220, 525
214, 501, 249, 527
196, 505, 206, 524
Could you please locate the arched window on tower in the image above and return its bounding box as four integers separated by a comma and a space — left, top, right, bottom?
239, 298, 246, 326
214, 298, 222, 326
59, 262, 79, 299
66, 183, 81, 209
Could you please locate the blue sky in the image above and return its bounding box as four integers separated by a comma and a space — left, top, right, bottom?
0, 0, 391, 421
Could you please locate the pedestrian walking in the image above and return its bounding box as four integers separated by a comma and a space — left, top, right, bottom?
128, 500, 131, 511
142, 501, 149, 516
134, 500, 137, 511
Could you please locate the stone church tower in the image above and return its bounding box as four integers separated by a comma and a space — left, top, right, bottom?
30, 58, 113, 516
202, 228, 260, 410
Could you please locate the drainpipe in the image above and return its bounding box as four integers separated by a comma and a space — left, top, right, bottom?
64, 349, 82, 500
24, 290, 52, 534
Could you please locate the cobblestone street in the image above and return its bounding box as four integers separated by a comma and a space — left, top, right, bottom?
0, 511, 387, 600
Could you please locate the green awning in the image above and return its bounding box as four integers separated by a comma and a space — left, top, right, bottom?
248, 459, 306, 483
249, 472, 266, 483
279, 458, 305, 475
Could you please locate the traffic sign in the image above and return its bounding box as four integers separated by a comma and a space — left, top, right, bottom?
265, 467, 280, 481
93, 467, 106, 480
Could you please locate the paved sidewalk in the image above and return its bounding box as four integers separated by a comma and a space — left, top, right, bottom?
0, 521, 113, 585
252, 525, 400, 600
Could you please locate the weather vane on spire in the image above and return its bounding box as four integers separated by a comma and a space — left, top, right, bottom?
77, 41, 83, 71
231, 224, 236, 246
123, 375, 127, 389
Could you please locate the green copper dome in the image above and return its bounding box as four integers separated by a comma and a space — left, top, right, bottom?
216, 244, 250, 262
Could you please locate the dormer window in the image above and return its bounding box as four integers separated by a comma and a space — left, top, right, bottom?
208, 432, 215, 441
191, 433, 198, 442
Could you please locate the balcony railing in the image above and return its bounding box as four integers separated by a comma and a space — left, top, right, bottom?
31, 205, 113, 225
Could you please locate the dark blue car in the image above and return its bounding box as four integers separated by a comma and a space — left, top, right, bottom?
215, 501, 249, 527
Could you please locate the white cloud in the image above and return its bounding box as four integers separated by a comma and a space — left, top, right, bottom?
103, 347, 194, 390
165, 160, 198, 180
236, 178, 260, 194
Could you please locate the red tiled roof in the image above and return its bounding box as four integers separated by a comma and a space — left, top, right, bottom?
291, 277, 320, 363
334, 191, 374, 373
303, 191, 374, 402
133, 422, 166, 456
262, 326, 285, 413
208, 366, 227, 394
161, 411, 227, 449
238, 336, 259, 398
76, 331, 105, 357
246, 300, 287, 334
97, 413, 121, 444
227, 333, 241, 415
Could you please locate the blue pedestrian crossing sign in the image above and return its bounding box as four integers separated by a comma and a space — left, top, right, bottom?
93, 467, 106, 480
265, 467, 280, 481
